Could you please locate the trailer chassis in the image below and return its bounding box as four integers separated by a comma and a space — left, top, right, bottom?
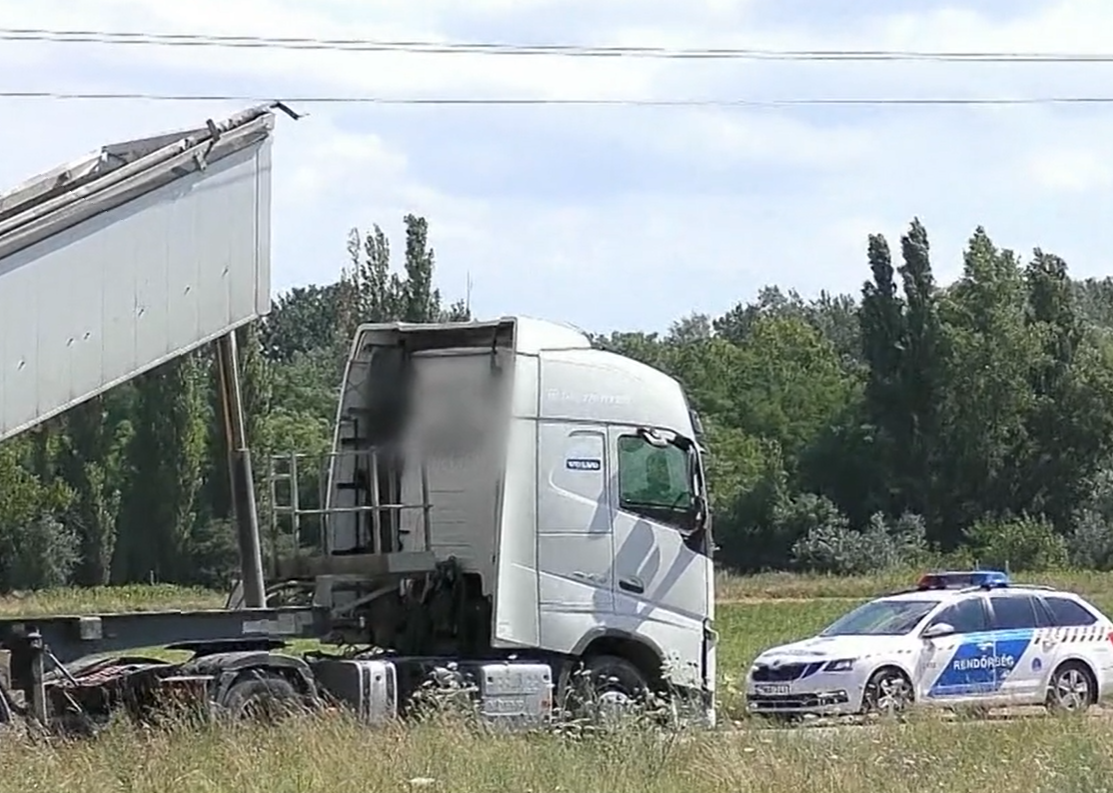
0, 605, 329, 728
0, 604, 563, 734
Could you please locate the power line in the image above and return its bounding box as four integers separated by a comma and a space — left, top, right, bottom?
4, 26, 1113, 63
3, 90, 1113, 107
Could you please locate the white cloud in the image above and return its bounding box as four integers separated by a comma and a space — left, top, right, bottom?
1028, 147, 1113, 192
283, 125, 409, 204
647, 109, 879, 170
0, 0, 666, 101
3, 0, 1113, 334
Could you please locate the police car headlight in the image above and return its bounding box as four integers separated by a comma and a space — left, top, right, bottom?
823, 658, 856, 672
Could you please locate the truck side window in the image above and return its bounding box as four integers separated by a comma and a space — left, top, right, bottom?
617, 434, 694, 527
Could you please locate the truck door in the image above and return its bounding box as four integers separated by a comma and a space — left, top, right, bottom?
607, 426, 709, 689
537, 423, 614, 629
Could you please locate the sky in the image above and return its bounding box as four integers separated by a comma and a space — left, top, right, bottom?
2, 0, 1113, 335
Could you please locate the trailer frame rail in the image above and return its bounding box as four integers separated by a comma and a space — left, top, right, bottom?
0, 605, 330, 727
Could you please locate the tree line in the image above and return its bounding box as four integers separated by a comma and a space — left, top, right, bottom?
3, 213, 1113, 591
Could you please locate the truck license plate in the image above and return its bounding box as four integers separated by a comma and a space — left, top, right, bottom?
755, 683, 790, 696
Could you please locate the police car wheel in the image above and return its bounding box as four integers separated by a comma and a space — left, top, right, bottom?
862, 668, 912, 716
1046, 662, 1094, 714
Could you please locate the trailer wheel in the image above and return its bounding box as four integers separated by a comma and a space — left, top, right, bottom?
221, 672, 304, 722
0, 685, 12, 726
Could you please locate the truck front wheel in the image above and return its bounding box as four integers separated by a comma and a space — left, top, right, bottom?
563, 654, 651, 724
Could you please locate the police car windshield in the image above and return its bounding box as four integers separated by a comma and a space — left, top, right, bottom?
820, 598, 940, 637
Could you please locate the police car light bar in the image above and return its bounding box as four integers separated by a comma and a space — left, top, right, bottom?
916, 570, 1010, 590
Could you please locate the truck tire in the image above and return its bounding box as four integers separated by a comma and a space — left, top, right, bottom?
221, 672, 305, 722
565, 654, 651, 724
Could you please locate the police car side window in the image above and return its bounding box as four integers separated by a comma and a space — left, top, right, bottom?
929, 597, 987, 633
1043, 596, 1098, 627
989, 595, 1043, 630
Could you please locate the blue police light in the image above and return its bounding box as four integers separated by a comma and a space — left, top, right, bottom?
916, 570, 1010, 590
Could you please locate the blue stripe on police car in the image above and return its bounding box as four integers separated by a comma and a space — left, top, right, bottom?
928, 630, 1034, 698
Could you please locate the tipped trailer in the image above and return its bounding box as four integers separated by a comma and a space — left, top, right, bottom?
0, 316, 717, 733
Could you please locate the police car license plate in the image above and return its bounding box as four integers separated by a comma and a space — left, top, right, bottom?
755, 683, 790, 696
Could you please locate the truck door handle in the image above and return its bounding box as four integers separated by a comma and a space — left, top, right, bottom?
977, 642, 993, 651
619, 577, 644, 594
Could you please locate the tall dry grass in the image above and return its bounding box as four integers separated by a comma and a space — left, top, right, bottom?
1, 710, 1109, 793
2, 575, 1113, 790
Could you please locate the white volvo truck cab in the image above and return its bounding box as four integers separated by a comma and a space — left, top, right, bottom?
270, 315, 715, 724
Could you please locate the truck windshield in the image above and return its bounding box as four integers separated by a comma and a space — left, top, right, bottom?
819, 599, 940, 636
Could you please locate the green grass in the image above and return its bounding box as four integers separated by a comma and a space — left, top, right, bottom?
1, 711, 1110, 793
715, 567, 1113, 602
5, 573, 1113, 703
5, 568, 1110, 615
0, 584, 224, 617
3, 575, 1113, 791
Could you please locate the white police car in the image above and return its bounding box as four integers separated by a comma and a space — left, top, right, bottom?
745, 571, 1113, 718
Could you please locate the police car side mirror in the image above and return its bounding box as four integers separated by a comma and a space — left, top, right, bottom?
921, 622, 955, 639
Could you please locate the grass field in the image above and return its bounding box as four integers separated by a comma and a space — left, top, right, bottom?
2, 707, 1110, 792
3, 569, 1113, 792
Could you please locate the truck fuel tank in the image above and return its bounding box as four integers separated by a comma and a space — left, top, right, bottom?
308, 657, 398, 725
307, 656, 553, 728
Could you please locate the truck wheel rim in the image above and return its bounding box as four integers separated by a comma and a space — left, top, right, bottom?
597, 689, 635, 722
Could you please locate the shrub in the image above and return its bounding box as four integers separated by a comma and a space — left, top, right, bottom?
886, 511, 930, 564
963, 514, 1067, 572
3, 514, 80, 590
1066, 463, 1113, 570
791, 509, 927, 575
791, 523, 877, 575
1066, 509, 1113, 571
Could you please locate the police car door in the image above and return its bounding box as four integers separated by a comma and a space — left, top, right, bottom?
986, 592, 1053, 702
918, 594, 999, 702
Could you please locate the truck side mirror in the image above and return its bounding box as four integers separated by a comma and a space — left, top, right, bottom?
693, 493, 707, 522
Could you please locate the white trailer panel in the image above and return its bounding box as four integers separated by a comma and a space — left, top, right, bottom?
0, 105, 279, 441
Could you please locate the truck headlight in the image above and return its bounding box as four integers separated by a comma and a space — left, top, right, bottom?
823, 658, 856, 672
